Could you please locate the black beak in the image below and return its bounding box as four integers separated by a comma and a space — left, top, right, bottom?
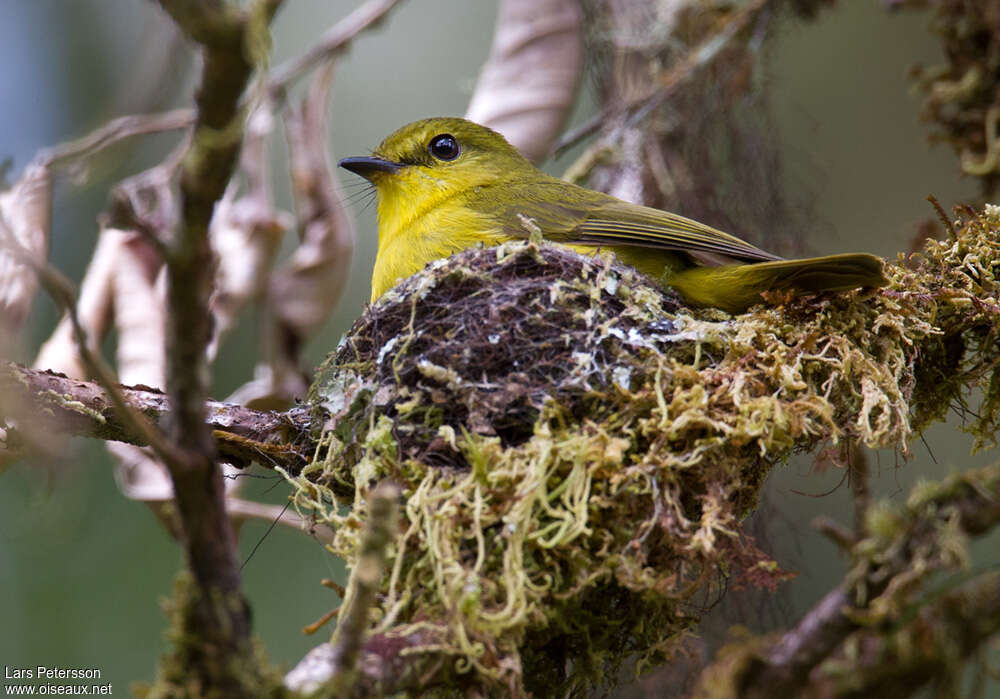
338, 156, 403, 179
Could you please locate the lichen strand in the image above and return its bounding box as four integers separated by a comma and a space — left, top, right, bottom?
292, 208, 999, 696
904, 0, 1000, 191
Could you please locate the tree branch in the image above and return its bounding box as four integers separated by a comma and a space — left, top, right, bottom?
0, 361, 312, 472
325, 482, 400, 694
710, 462, 1000, 699
147, 0, 285, 691
38, 109, 195, 171
819, 570, 1000, 698
0, 220, 184, 465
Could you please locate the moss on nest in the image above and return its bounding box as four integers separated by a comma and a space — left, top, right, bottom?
287, 208, 1000, 696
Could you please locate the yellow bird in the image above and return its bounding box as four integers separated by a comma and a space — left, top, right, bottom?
340, 117, 886, 313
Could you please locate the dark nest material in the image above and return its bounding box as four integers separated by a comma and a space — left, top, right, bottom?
288, 208, 1000, 696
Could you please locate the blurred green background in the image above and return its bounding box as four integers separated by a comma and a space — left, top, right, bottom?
1, 1, 996, 695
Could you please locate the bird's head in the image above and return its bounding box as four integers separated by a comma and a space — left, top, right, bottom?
339, 117, 532, 218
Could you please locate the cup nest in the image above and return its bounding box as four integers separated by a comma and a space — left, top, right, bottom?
288, 214, 1000, 696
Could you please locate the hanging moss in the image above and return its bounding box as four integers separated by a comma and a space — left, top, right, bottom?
904, 0, 1000, 193
287, 206, 999, 696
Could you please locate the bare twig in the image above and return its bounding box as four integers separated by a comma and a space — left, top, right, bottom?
553, 0, 770, 157
0, 225, 183, 465
14, 0, 397, 192
326, 482, 400, 694
28, 227, 171, 515
285, 483, 401, 695
228, 498, 334, 542
103, 136, 189, 257
37, 109, 195, 171
813, 516, 855, 551
268, 0, 404, 96
9, 0, 396, 194
34, 229, 134, 379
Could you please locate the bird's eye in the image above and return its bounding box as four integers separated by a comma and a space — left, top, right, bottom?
428, 134, 460, 161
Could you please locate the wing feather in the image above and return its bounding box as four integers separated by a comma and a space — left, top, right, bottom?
493, 179, 782, 263
577, 200, 782, 262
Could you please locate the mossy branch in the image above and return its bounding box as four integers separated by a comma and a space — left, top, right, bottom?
816, 570, 1000, 697
698, 462, 1000, 698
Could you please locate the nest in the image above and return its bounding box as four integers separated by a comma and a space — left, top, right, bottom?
288, 212, 1000, 696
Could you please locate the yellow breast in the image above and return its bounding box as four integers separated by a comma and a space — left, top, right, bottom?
371, 171, 507, 301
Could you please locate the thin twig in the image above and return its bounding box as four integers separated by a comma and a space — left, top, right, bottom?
102, 135, 190, 258
37, 109, 195, 171
812, 516, 854, 551
552, 0, 769, 157
285, 483, 401, 695
6, 0, 396, 192
229, 498, 334, 542
268, 0, 404, 96
326, 482, 400, 695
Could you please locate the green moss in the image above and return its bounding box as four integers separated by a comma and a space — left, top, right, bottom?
135, 572, 287, 699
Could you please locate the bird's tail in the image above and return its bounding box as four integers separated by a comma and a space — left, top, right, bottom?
669, 253, 887, 314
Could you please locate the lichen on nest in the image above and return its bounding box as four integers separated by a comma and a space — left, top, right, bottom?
287, 208, 1000, 696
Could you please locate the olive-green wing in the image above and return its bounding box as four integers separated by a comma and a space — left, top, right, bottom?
491, 179, 782, 263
